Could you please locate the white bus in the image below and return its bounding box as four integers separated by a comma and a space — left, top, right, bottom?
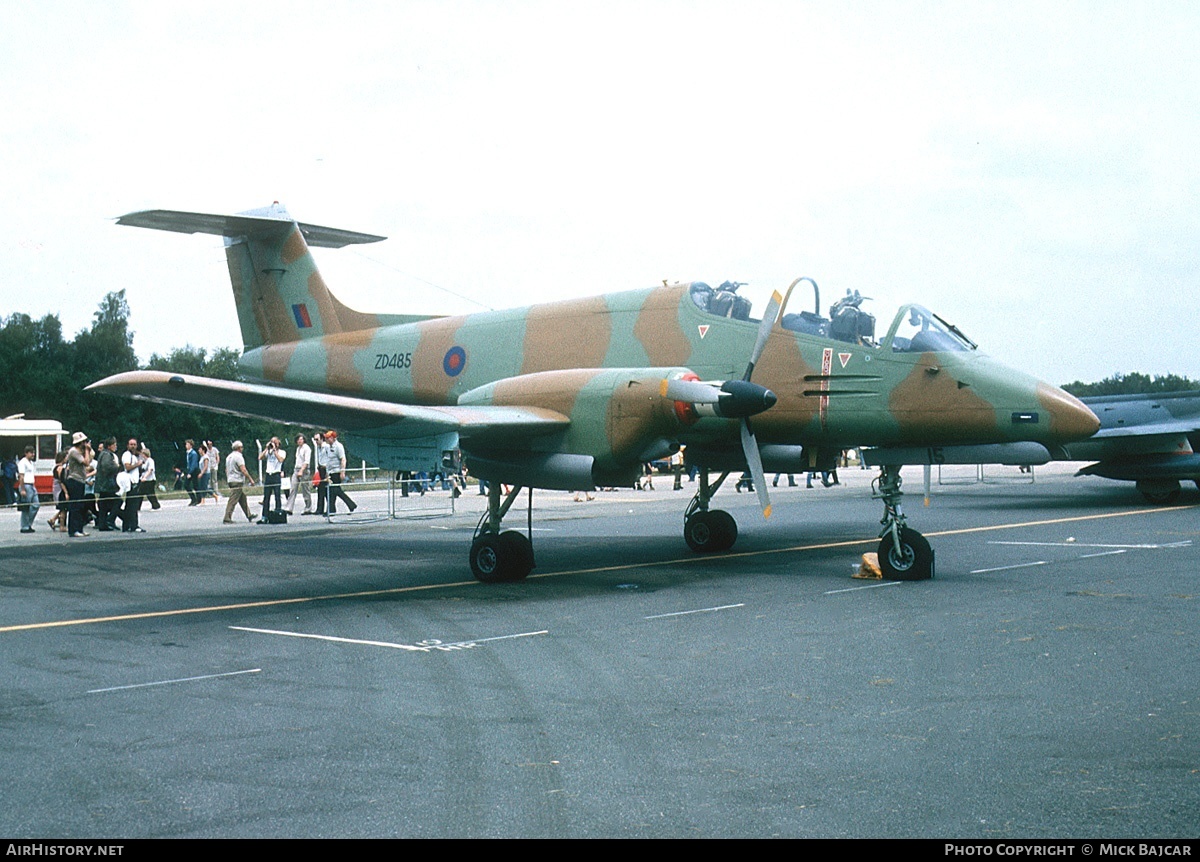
1, 414, 66, 498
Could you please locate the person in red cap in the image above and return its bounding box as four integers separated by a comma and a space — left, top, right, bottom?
318, 430, 356, 515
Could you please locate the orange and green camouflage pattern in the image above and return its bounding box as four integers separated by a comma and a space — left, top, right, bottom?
90, 204, 1100, 582
98, 203, 1097, 482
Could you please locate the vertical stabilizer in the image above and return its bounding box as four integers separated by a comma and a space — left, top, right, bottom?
116, 204, 395, 351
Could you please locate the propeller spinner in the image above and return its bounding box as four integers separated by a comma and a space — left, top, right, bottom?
661, 289, 782, 519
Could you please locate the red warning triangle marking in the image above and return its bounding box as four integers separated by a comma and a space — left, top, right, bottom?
838, 352, 851, 368
698, 325, 709, 339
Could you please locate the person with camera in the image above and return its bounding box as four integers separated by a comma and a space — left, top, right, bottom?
257, 436, 287, 523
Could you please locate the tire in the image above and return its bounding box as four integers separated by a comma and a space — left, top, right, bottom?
1137, 479, 1181, 505
684, 510, 738, 553
708, 509, 737, 551
469, 535, 508, 584
498, 530, 534, 581
878, 527, 934, 581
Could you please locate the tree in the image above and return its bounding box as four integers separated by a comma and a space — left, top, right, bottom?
0, 311, 75, 427
70, 290, 140, 434
1061, 373, 1199, 397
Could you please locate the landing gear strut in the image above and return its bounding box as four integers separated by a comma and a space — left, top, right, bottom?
683, 469, 738, 553
874, 464, 934, 581
469, 483, 535, 583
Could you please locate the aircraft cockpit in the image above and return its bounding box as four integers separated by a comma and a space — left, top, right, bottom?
886, 304, 976, 354
689, 281, 755, 322
690, 278, 977, 354
691, 279, 878, 346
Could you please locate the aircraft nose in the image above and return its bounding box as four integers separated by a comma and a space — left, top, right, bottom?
1037, 384, 1100, 441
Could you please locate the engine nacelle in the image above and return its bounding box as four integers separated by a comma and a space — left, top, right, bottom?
459, 367, 695, 476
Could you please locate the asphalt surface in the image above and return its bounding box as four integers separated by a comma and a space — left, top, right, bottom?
1, 465, 1197, 838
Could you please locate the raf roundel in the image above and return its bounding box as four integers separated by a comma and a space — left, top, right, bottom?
443, 345, 467, 377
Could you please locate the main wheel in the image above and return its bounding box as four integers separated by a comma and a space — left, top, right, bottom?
684, 510, 738, 553
470, 535, 515, 584
708, 509, 737, 551
498, 530, 534, 581
470, 532, 534, 583
878, 527, 934, 581
1137, 479, 1181, 505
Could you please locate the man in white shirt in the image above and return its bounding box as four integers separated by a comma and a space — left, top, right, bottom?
120, 437, 146, 533
286, 433, 313, 515
223, 441, 256, 524
17, 445, 39, 534
206, 441, 221, 500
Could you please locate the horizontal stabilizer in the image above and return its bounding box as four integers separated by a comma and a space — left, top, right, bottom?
86, 371, 569, 443
116, 208, 386, 248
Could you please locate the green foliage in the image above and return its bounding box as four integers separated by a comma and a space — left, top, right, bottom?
0, 310, 80, 428
1061, 373, 1200, 397
0, 293, 295, 466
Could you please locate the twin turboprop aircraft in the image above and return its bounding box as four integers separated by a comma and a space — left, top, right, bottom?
88, 204, 1100, 583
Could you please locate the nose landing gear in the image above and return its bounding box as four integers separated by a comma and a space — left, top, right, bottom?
874, 465, 934, 581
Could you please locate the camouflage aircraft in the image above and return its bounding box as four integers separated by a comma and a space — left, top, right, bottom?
1069, 391, 1200, 503
88, 204, 1100, 583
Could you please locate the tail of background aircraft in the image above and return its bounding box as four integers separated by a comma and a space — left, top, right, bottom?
117, 203, 436, 351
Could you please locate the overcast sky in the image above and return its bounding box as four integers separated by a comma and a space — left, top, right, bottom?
2, 1, 1197, 385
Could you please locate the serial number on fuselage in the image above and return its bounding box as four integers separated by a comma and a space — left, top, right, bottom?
375, 352, 413, 370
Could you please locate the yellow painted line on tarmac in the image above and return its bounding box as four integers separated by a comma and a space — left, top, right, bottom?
924, 503, 1196, 538
1, 503, 1193, 634
0, 579, 477, 634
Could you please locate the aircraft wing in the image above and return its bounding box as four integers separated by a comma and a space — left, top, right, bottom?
1090, 420, 1200, 439
85, 371, 570, 444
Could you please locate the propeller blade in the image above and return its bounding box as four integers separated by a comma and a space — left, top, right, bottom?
740, 420, 772, 519
743, 289, 783, 382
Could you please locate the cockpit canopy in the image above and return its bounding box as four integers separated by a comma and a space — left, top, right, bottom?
689, 280, 976, 354
887, 304, 977, 354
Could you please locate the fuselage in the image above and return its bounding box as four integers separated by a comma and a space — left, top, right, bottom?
239, 282, 1098, 451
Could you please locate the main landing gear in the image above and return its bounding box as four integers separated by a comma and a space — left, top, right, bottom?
874, 464, 934, 581
683, 470, 738, 553
1137, 478, 1182, 505
469, 483, 535, 583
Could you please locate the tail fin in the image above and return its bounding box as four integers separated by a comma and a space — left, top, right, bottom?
117, 203, 433, 350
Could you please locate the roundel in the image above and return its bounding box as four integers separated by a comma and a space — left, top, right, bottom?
443, 345, 467, 377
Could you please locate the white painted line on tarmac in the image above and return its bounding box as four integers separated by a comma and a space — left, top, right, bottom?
824, 581, 902, 595
989, 540, 1192, 549
229, 625, 547, 653
88, 668, 261, 694
1078, 549, 1129, 559
644, 603, 745, 620
970, 560, 1050, 574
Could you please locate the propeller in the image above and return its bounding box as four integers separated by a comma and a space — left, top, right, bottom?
661, 289, 783, 519
739, 290, 783, 518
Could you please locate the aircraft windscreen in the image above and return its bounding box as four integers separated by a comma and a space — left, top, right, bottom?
889, 305, 976, 353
